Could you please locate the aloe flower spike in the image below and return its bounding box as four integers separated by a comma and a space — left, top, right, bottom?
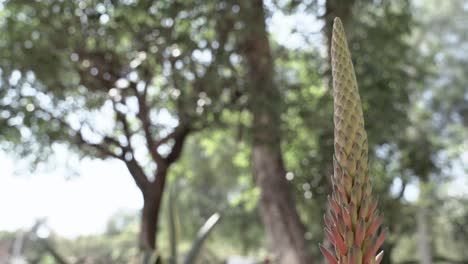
321, 17, 387, 264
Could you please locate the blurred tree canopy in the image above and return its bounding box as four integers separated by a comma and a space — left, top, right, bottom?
0, 0, 244, 251
0, 0, 467, 263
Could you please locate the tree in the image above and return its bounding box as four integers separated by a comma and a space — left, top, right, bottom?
0, 1, 313, 259
236, 1, 314, 263
0, 0, 238, 250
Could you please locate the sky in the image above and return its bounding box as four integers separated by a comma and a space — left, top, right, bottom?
0, 150, 142, 238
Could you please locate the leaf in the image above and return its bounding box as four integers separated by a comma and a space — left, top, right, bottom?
375, 250, 384, 264
183, 213, 221, 264
365, 215, 382, 239
320, 244, 338, 264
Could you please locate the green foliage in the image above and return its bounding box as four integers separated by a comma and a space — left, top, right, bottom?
0, 0, 240, 163
0, 0, 466, 262
168, 129, 265, 254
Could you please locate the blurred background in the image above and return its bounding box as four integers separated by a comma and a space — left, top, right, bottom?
0, 0, 467, 263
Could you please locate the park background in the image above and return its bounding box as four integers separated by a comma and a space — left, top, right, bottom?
0, 0, 467, 263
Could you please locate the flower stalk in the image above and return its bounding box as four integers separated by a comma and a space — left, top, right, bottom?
320, 17, 387, 264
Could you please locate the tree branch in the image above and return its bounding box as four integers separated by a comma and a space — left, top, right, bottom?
74, 131, 121, 159
113, 100, 134, 150
130, 81, 165, 166
38, 106, 150, 191
36, 106, 122, 159
124, 156, 150, 192
112, 100, 151, 191
396, 178, 407, 200
164, 124, 191, 165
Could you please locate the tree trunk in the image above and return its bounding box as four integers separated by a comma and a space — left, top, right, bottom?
417, 205, 433, 264
324, 0, 355, 45
128, 127, 188, 251
239, 1, 314, 263
253, 147, 314, 263
140, 192, 159, 250
139, 176, 166, 250
416, 180, 433, 264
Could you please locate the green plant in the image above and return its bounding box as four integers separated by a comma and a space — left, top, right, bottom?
182, 213, 221, 264
320, 17, 387, 264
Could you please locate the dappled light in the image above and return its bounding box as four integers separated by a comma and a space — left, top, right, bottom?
0, 0, 467, 264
